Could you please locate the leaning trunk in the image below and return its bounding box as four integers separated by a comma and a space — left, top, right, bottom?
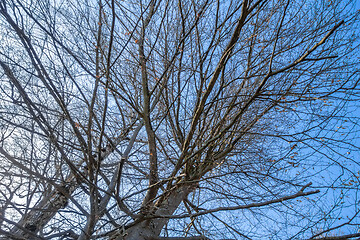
111, 184, 196, 240
8, 175, 78, 240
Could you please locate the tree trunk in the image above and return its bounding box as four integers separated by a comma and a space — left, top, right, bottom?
111, 184, 196, 240
9, 176, 78, 240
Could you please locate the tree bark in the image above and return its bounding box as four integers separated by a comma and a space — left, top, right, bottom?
110, 184, 196, 240
9, 176, 78, 240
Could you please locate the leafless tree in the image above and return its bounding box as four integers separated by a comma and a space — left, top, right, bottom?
0, 0, 359, 239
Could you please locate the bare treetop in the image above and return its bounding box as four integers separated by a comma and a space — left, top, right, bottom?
0, 0, 359, 239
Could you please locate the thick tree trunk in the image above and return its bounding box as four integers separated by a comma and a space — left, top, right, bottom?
111, 184, 196, 240
8, 176, 78, 240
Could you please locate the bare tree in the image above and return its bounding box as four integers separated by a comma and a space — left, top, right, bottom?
0, 0, 359, 239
